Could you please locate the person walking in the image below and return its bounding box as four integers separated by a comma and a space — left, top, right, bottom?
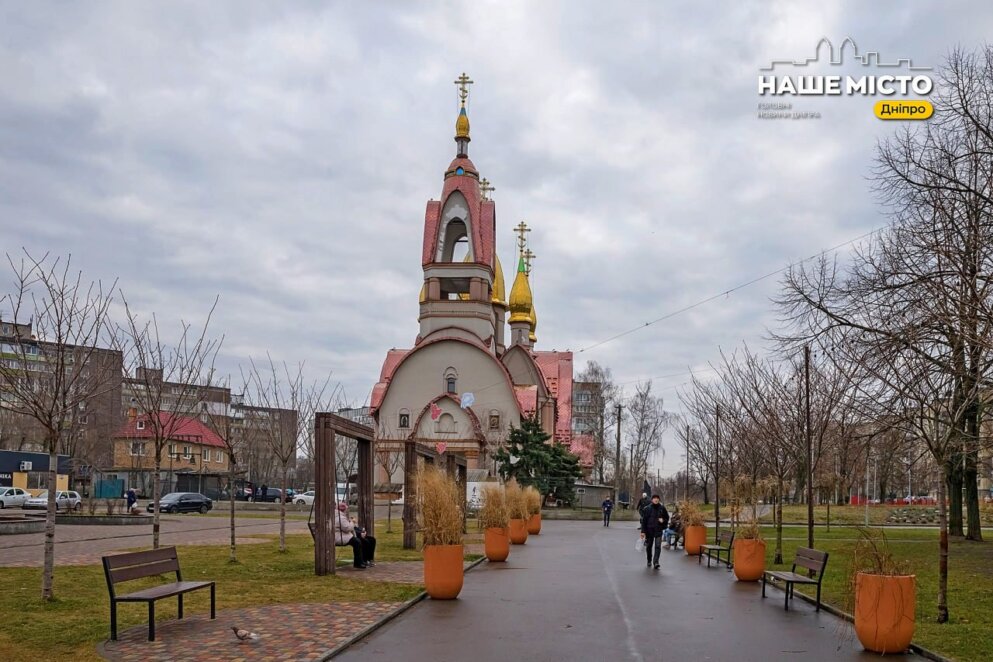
640, 494, 670, 570
635, 492, 650, 516
126, 488, 137, 514
260, 484, 269, 502
601, 497, 614, 527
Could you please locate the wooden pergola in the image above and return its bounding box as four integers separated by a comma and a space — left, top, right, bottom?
313, 412, 467, 575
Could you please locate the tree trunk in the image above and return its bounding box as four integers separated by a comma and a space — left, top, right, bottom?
964, 450, 983, 541
152, 456, 162, 548
774, 478, 784, 565
228, 462, 237, 563
937, 470, 949, 623
702, 478, 710, 505
279, 466, 288, 552
42, 451, 58, 600
946, 458, 964, 536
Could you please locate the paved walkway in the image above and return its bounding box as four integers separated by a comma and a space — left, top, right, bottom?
0, 515, 308, 566
339, 520, 916, 661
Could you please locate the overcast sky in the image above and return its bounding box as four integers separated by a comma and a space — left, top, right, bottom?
3, 2, 991, 474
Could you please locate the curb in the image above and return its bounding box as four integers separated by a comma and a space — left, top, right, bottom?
760, 581, 952, 662
324, 555, 488, 660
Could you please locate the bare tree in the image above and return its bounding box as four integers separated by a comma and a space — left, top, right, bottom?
576, 361, 619, 483
0, 252, 116, 599
200, 376, 241, 563
625, 381, 668, 490
114, 296, 221, 549
376, 445, 404, 532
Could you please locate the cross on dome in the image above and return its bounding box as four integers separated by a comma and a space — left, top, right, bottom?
454, 72, 474, 105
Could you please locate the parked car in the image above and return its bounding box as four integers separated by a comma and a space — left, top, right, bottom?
251, 487, 289, 503
294, 490, 315, 506
23, 490, 82, 511
0, 487, 31, 508
148, 492, 212, 514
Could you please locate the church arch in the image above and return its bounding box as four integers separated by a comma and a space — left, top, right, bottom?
438, 192, 473, 262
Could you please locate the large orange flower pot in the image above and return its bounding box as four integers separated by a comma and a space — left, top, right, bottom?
509, 518, 529, 544
733, 538, 766, 581
484, 527, 510, 562
855, 573, 916, 654
526, 513, 542, 535
683, 525, 707, 555
424, 544, 464, 600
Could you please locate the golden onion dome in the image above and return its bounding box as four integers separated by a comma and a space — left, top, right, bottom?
492, 254, 506, 306
419, 283, 426, 303
455, 105, 470, 139
528, 304, 537, 342
508, 256, 533, 323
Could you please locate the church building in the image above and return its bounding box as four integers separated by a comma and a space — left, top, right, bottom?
370, 75, 592, 478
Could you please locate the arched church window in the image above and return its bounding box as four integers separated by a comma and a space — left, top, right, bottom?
398, 409, 410, 429
444, 367, 458, 394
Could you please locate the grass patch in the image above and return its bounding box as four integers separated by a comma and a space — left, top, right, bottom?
759, 525, 993, 662
0, 520, 459, 661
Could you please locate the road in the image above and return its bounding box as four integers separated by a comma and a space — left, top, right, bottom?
339, 520, 913, 662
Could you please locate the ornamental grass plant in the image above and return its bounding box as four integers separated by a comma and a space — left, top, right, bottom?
505, 480, 530, 521
524, 486, 542, 516
678, 499, 706, 527
417, 466, 464, 547
479, 484, 509, 530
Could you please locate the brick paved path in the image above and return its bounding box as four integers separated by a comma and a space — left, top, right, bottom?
0, 515, 308, 567
98, 602, 402, 662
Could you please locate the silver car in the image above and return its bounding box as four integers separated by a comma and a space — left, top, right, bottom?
23, 490, 82, 511
0, 487, 31, 508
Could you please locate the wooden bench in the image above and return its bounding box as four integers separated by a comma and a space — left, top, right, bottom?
699, 530, 735, 568
102, 546, 215, 641
762, 547, 829, 611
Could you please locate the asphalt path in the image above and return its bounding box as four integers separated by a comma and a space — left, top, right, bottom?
339, 520, 914, 662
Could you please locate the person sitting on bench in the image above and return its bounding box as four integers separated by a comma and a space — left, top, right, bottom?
334, 501, 370, 569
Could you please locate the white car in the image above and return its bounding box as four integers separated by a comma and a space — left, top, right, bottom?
294, 490, 315, 506
23, 490, 82, 511
0, 487, 30, 508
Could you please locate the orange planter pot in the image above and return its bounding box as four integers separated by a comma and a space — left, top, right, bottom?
484, 527, 510, 562
855, 573, 916, 654
424, 544, 464, 600
526, 513, 542, 535
509, 518, 529, 544
683, 525, 706, 555
733, 538, 766, 581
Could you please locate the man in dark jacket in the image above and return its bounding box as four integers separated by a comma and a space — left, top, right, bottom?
640, 494, 670, 569
601, 497, 614, 527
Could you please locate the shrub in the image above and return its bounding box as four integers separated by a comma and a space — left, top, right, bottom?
478, 484, 509, 529
416, 466, 464, 547
524, 486, 542, 516
737, 518, 762, 540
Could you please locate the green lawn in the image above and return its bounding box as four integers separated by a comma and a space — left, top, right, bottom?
758, 526, 992, 662
0, 524, 438, 661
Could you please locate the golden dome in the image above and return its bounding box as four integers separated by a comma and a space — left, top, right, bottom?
528, 304, 537, 342
419, 283, 426, 303
508, 256, 533, 323
455, 105, 470, 139
492, 255, 506, 306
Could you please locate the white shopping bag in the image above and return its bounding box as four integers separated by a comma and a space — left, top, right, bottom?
635, 538, 645, 553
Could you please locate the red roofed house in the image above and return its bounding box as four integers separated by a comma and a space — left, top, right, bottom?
370, 79, 591, 480
112, 412, 228, 497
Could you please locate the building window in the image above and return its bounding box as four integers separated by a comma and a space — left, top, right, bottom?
398, 411, 410, 429
130, 441, 146, 456
446, 377, 457, 394
78, 415, 88, 425
136, 420, 145, 430
489, 413, 500, 430
183, 445, 192, 459
202, 449, 210, 462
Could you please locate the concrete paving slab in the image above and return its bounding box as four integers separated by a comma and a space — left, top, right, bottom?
338, 520, 917, 661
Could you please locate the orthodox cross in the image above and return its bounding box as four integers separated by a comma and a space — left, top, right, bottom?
523, 248, 536, 275
514, 221, 530, 254
480, 178, 495, 200
454, 72, 473, 105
